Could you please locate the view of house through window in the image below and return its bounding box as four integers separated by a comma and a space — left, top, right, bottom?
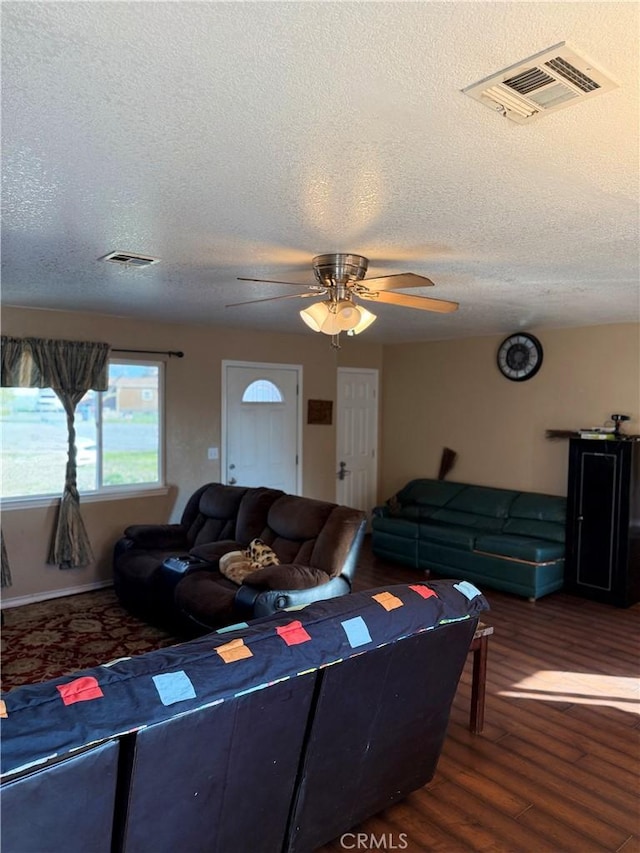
0, 361, 162, 499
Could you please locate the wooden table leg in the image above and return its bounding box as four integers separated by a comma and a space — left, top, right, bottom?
470, 634, 489, 734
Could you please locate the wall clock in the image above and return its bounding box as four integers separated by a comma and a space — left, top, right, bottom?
497, 333, 543, 382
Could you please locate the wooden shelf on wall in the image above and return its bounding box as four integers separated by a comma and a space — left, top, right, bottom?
545, 430, 580, 440
545, 429, 640, 441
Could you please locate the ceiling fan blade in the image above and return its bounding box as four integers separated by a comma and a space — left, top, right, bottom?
237, 277, 320, 288
226, 292, 318, 308
360, 290, 458, 313
363, 272, 435, 291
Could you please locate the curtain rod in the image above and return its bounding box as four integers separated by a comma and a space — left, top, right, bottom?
112, 348, 184, 358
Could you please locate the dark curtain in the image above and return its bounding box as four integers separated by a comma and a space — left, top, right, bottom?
1, 336, 110, 568
1, 530, 11, 588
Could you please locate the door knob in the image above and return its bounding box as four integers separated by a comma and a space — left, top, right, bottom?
337, 461, 351, 481
228, 477, 237, 485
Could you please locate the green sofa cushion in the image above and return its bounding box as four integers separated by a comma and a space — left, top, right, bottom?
396, 505, 441, 521
396, 479, 466, 507
419, 523, 478, 550
509, 492, 566, 524
372, 517, 420, 539
445, 486, 519, 518
475, 533, 564, 564
503, 518, 565, 544
430, 508, 504, 532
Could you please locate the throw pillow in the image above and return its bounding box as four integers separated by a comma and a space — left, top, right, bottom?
219, 551, 255, 585
219, 539, 280, 586
246, 538, 280, 568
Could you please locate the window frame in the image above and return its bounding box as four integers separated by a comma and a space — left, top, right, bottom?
0, 357, 166, 507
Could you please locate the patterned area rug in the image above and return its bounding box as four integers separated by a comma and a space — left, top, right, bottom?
1, 588, 178, 692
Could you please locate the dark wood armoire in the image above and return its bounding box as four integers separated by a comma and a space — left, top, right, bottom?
564, 438, 640, 607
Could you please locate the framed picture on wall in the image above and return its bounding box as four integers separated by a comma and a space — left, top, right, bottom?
307, 399, 333, 425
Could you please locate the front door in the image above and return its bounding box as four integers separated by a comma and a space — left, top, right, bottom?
223, 362, 301, 494
336, 368, 378, 513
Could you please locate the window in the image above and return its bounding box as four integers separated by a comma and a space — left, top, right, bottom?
241, 379, 283, 403
0, 360, 163, 499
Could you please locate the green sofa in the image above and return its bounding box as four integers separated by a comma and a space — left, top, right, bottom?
372, 479, 566, 600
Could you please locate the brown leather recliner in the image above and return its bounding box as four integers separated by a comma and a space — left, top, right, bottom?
113, 483, 367, 634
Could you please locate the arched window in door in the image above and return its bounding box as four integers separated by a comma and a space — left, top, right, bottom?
241, 379, 284, 403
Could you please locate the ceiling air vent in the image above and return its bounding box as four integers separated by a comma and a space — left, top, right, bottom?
100, 251, 160, 267
462, 42, 618, 124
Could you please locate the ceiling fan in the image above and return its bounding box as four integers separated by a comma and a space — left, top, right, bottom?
227, 253, 459, 347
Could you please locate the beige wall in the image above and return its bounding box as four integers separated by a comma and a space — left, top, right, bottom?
4, 311, 637, 602
2, 307, 382, 601
3, 492, 177, 601
380, 323, 640, 500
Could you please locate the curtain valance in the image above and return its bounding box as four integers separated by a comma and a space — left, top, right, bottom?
1, 336, 110, 391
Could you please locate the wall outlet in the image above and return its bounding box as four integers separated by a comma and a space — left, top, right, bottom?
207, 447, 219, 460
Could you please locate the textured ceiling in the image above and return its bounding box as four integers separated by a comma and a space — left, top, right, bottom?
2, 1, 639, 343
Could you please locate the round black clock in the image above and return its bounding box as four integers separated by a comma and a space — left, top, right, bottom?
497, 333, 543, 382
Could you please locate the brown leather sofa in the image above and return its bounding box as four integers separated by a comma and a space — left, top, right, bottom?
113, 483, 367, 633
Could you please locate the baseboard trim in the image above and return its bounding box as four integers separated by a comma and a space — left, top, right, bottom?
1, 580, 114, 610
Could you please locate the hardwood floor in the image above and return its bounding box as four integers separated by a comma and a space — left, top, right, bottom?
317, 538, 640, 853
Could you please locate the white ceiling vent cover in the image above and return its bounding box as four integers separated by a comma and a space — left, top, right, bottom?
462, 42, 618, 124
100, 251, 160, 267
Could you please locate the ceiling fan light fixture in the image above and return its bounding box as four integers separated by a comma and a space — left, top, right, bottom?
300, 299, 374, 337
346, 306, 377, 336
318, 309, 345, 336
335, 300, 361, 331
300, 300, 332, 332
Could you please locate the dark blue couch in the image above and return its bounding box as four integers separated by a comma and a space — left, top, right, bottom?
372, 479, 566, 600
0, 580, 488, 853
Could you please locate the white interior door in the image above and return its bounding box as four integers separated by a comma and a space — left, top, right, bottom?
336, 368, 378, 513
223, 362, 301, 494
